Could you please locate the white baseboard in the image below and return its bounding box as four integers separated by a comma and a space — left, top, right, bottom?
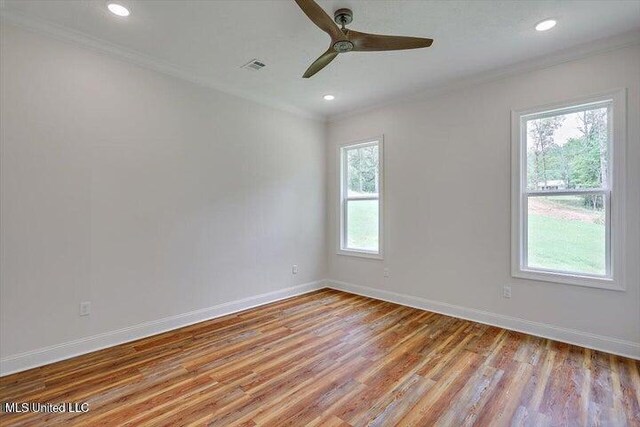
3, 278, 637, 377
0, 280, 325, 377
327, 280, 640, 360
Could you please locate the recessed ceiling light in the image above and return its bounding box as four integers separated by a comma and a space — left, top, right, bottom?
323, 95, 335, 101
535, 19, 556, 32
107, 3, 130, 17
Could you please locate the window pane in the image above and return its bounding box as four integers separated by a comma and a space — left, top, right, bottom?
346, 199, 379, 252
347, 144, 379, 196
526, 106, 609, 191
527, 195, 606, 275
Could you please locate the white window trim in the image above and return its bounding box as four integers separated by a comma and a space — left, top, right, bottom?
511, 89, 626, 291
338, 136, 384, 260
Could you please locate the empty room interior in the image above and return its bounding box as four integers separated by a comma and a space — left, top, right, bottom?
1, 0, 639, 425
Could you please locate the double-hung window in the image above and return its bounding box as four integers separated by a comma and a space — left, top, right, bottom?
511, 91, 625, 290
339, 137, 383, 258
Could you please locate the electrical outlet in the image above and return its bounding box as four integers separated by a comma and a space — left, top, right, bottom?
502, 286, 512, 299
383, 268, 390, 278
79, 301, 91, 316
292, 265, 298, 275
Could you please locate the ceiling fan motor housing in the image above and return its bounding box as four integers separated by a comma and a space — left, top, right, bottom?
333, 40, 354, 53
333, 8, 354, 52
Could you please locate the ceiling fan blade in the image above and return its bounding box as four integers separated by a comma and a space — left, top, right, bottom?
348, 30, 433, 52
293, 0, 343, 41
303, 48, 339, 78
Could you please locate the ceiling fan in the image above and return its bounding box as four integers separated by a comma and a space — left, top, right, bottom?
294, 0, 434, 78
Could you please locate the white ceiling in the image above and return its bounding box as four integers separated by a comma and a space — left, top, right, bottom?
2, 0, 639, 119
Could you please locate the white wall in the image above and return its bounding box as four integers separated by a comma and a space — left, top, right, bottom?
2, 22, 638, 374
0, 24, 326, 362
327, 44, 640, 355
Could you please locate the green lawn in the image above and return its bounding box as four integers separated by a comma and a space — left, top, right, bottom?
527, 214, 605, 275
346, 199, 605, 275
347, 200, 379, 251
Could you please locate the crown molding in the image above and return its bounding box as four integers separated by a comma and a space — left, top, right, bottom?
0, 9, 324, 122
328, 30, 640, 123
2, 7, 638, 125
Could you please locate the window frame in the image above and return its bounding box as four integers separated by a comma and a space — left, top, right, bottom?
338, 136, 384, 259
511, 90, 626, 291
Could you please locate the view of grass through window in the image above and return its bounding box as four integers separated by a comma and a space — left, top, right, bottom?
347, 200, 379, 251
525, 104, 609, 275
527, 196, 605, 275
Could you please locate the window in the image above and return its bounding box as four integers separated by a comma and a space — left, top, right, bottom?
512, 91, 625, 290
339, 137, 383, 258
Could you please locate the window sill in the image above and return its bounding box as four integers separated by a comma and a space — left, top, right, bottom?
337, 249, 383, 260
512, 268, 624, 291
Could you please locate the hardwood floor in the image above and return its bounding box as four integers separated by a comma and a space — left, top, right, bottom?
1, 289, 638, 426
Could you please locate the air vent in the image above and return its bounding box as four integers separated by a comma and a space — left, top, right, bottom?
242, 59, 266, 71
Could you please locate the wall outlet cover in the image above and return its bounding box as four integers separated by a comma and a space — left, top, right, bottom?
502, 286, 512, 299
79, 301, 91, 316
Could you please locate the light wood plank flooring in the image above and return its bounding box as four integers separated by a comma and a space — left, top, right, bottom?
1, 289, 639, 426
